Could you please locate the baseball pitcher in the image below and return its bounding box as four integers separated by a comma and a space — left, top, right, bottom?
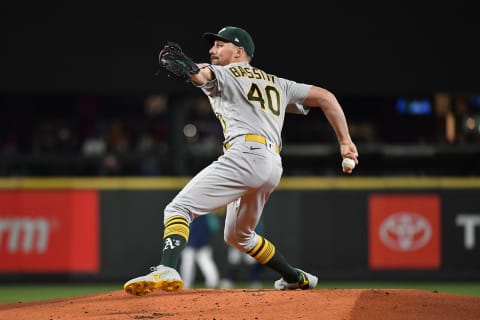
124, 26, 359, 295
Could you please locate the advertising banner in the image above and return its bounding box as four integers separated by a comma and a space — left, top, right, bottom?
368, 194, 441, 270
0, 190, 99, 272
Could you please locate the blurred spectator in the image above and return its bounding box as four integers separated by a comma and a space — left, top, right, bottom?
1, 91, 479, 177
76, 94, 101, 142
179, 214, 221, 289
56, 125, 76, 154
138, 155, 162, 176
106, 120, 131, 154
99, 153, 122, 176
144, 94, 170, 145
136, 131, 156, 154
82, 133, 107, 156
32, 121, 56, 154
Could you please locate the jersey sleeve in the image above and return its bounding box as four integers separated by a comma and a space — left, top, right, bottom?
193, 64, 224, 97
286, 103, 310, 115
283, 79, 312, 115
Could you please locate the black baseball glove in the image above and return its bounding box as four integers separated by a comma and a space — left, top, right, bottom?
158, 42, 200, 79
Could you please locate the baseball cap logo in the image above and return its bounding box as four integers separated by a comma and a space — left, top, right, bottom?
234, 37, 239, 43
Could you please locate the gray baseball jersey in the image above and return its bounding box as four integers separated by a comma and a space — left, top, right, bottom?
164, 62, 312, 252
200, 62, 311, 147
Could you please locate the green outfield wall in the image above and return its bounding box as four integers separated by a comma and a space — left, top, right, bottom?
0, 177, 479, 282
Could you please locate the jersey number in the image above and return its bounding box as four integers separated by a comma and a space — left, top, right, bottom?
246, 83, 280, 116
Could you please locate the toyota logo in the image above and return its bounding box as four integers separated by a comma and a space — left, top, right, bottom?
379, 212, 432, 251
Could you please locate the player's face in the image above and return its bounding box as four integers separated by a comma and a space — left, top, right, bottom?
209, 40, 240, 66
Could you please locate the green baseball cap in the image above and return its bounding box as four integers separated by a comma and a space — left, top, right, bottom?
203, 26, 255, 58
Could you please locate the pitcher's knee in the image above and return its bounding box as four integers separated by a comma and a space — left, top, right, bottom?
224, 232, 255, 252
224, 232, 235, 246
164, 203, 191, 224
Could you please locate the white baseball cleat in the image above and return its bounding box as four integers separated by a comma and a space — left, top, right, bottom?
274, 268, 318, 290
124, 265, 184, 296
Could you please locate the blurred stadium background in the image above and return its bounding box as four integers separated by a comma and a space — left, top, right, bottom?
1, 1, 479, 300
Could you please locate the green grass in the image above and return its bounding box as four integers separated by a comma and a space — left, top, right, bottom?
0, 284, 122, 303
1, 282, 479, 303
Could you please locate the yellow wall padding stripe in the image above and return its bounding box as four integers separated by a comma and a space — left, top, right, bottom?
0, 177, 479, 190
163, 216, 189, 240
247, 236, 276, 264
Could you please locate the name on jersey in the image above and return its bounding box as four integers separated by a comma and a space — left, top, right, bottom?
228, 66, 276, 84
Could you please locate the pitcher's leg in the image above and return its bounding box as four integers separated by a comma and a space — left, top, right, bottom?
123, 214, 189, 295
160, 215, 190, 268
224, 191, 317, 290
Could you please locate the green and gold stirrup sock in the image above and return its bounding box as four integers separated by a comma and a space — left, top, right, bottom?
246, 235, 299, 283
160, 216, 190, 268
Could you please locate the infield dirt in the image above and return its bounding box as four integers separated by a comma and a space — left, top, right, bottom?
1, 288, 480, 320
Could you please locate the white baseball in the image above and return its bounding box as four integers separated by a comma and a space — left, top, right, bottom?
342, 158, 356, 170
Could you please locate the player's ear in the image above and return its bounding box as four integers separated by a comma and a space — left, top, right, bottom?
235, 46, 244, 58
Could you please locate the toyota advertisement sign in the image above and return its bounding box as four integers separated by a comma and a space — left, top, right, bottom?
368, 194, 441, 269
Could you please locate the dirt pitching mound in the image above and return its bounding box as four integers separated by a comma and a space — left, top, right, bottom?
1, 288, 480, 320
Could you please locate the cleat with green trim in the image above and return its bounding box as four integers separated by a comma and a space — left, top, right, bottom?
274, 268, 318, 290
